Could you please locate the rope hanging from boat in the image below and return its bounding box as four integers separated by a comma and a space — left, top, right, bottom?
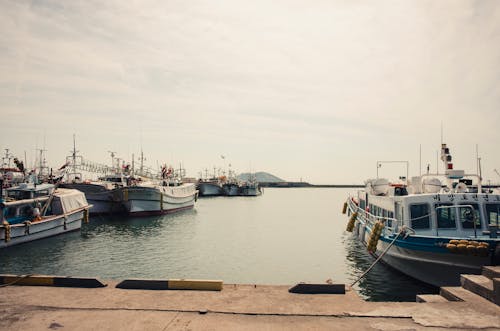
350, 228, 406, 287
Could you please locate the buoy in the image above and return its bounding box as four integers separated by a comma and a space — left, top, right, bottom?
459, 240, 469, 245
346, 212, 358, 232
2, 221, 11, 242
367, 221, 384, 253
466, 245, 477, 255
83, 209, 89, 224
342, 202, 348, 214
449, 239, 459, 245
457, 244, 467, 254
477, 245, 489, 257
446, 243, 458, 253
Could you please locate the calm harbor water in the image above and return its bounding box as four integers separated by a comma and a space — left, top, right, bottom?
0, 188, 436, 301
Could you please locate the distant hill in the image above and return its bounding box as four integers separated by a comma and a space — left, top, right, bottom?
237, 172, 284, 183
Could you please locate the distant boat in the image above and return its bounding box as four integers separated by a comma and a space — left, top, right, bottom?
239, 174, 262, 196
222, 182, 239, 196
345, 143, 500, 287
197, 178, 224, 197
0, 181, 91, 248
222, 169, 240, 196
122, 181, 198, 216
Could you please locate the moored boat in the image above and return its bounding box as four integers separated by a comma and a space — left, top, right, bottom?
60, 174, 128, 215
0, 180, 91, 248
345, 143, 500, 287
197, 179, 224, 197
239, 174, 262, 196
222, 182, 240, 196
122, 181, 198, 216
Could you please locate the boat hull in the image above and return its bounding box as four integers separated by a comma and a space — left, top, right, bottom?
356, 221, 495, 287
0, 209, 85, 248
60, 183, 124, 215
122, 184, 197, 216
197, 182, 223, 196
239, 185, 261, 196
222, 183, 239, 196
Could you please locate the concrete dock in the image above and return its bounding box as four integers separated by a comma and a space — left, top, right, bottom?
1, 279, 499, 330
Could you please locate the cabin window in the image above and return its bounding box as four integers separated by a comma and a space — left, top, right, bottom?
458, 203, 482, 229
410, 204, 430, 229
4, 207, 17, 218
485, 204, 500, 227
19, 205, 33, 216
359, 199, 366, 210
436, 203, 456, 229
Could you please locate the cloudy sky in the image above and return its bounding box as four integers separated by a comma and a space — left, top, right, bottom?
1, 0, 499, 183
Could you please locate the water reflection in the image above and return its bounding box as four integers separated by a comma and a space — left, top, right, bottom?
82, 209, 198, 239
343, 233, 438, 301
0, 188, 438, 301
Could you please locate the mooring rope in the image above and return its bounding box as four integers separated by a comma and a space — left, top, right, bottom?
350, 229, 405, 287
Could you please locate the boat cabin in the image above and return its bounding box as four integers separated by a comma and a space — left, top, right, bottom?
5, 183, 55, 200
358, 184, 500, 239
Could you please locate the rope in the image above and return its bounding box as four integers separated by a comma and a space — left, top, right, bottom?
350, 229, 404, 287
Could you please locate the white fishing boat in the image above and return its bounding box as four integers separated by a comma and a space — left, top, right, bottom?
344, 143, 500, 287
0, 181, 91, 248
239, 174, 262, 196
122, 181, 197, 216
222, 169, 240, 196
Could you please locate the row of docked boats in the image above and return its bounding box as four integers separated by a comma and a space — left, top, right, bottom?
0, 144, 264, 248
197, 174, 262, 197
345, 143, 500, 287
60, 173, 198, 216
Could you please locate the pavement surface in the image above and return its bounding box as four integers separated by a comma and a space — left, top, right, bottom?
1, 281, 499, 330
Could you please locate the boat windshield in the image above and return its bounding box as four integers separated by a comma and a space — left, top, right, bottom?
410, 203, 430, 229
436, 203, 456, 229
485, 203, 500, 227
458, 203, 481, 229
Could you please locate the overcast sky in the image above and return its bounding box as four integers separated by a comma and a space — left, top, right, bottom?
1, 0, 499, 184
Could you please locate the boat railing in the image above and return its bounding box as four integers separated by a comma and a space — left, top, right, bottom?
346, 197, 399, 235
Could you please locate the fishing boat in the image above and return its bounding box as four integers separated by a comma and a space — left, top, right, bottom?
239, 174, 262, 196
197, 178, 224, 197
121, 165, 198, 216
344, 143, 500, 287
60, 175, 128, 215
222, 182, 240, 196
221, 169, 240, 196
122, 181, 197, 216
0, 180, 91, 248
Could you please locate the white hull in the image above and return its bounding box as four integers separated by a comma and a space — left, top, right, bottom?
122, 184, 197, 216
0, 209, 85, 248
